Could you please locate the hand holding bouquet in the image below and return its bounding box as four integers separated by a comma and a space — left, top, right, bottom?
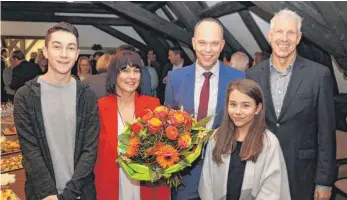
117, 105, 214, 188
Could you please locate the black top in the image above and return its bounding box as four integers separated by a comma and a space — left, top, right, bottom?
226, 141, 247, 200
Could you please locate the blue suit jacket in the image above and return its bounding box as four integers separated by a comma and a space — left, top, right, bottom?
165, 62, 245, 199
141, 67, 152, 96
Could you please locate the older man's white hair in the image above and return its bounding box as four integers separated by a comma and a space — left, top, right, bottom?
270, 8, 303, 32
230, 51, 249, 72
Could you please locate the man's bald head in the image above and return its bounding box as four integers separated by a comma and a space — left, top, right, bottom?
229, 51, 249, 71
194, 18, 224, 37
192, 18, 225, 70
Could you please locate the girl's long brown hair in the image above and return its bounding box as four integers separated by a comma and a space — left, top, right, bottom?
212, 79, 266, 165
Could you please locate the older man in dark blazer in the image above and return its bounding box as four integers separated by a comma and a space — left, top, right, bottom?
247, 9, 336, 200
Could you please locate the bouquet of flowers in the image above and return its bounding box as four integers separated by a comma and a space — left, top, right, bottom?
117, 105, 214, 188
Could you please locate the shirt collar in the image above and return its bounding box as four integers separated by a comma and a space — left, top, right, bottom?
269, 54, 296, 74
196, 60, 220, 77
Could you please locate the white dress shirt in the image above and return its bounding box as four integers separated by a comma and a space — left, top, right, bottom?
194, 60, 220, 129
118, 112, 141, 200
172, 61, 184, 71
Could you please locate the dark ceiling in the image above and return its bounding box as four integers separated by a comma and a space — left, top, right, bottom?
2, 1, 347, 77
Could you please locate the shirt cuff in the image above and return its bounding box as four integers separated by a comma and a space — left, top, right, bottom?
315, 185, 332, 191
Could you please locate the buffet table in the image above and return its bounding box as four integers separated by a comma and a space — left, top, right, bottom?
6, 169, 26, 200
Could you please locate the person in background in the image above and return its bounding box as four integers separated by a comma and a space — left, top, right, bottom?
77, 56, 91, 81
247, 9, 336, 200
3, 61, 16, 102
38, 56, 48, 74
199, 79, 290, 200
29, 52, 38, 63
144, 61, 159, 97
1, 48, 9, 103
90, 51, 104, 75
83, 54, 113, 99
158, 47, 191, 104
219, 51, 231, 66
146, 49, 161, 78
10, 50, 41, 92
229, 51, 250, 72
252, 52, 267, 66
165, 18, 245, 200
94, 50, 170, 200
13, 21, 99, 200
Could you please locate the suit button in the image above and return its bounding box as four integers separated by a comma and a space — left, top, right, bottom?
276, 123, 280, 127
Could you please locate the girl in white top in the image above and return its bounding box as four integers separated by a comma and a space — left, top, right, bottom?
199, 79, 291, 200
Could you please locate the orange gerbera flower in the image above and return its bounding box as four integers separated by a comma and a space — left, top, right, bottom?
126, 137, 141, 158
156, 145, 180, 169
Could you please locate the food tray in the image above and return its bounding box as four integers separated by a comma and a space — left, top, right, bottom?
1, 128, 17, 136
0, 155, 23, 174
1, 150, 21, 156
1, 188, 20, 200
0, 167, 24, 174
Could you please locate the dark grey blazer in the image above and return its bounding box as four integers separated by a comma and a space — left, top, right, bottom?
83, 73, 108, 99
246, 55, 336, 200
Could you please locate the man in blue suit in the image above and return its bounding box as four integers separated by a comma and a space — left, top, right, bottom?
165, 18, 245, 200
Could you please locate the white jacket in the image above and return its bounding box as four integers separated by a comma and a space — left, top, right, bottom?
199, 130, 291, 200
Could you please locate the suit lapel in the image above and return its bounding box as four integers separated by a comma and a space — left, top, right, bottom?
214, 65, 228, 127
278, 56, 305, 120
181, 64, 196, 114
259, 62, 277, 122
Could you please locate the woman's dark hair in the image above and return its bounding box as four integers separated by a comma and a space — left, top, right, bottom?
106, 50, 143, 95
213, 79, 266, 165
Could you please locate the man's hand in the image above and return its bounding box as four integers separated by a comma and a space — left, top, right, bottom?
314, 188, 331, 200
163, 76, 168, 83
43, 195, 58, 200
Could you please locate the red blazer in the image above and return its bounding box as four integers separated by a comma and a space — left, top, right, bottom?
94, 93, 170, 200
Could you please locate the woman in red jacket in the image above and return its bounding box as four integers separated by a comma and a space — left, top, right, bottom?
94, 50, 170, 200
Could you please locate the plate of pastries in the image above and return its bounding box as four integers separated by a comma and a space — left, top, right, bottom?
0, 155, 23, 173
2, 127, 16, 136
1, 137, 20, 155
1, 189, 20, 200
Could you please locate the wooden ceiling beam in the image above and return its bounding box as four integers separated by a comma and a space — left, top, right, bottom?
161, 6, 175, 22
199, 2, 253, 18
93, 25, 148, 52
1, 11, 131, 26
95, 1, 193, 46
1, 2, 111, 14
132, 24, 169, 66
238, 9, 271, 53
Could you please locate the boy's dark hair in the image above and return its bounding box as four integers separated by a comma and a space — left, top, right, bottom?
11, 50, 25, 60
45, 22, 79, 47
